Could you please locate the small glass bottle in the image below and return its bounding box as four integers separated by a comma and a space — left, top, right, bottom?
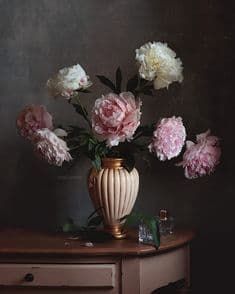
158, 209, 174, 236
138, 220, 154, 244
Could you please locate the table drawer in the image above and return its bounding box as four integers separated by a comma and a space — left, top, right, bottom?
0, 264, 115, 288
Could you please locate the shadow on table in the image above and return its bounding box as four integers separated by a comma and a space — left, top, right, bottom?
152, 280, 191, 293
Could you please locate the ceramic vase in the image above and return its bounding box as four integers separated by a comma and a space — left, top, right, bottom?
88, 158, 139, 239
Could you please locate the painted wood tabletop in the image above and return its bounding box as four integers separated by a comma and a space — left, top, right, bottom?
0, 228, 195, 257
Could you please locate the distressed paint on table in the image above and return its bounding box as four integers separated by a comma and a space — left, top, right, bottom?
0, 229, 195, 293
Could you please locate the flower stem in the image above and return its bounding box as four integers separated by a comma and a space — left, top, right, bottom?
71, 95, 92, 129
69, 145, 80, 151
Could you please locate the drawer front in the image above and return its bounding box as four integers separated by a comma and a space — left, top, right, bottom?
0, 264, 115, 288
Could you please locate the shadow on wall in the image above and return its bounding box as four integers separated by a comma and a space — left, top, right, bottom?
0, 2, 234, 287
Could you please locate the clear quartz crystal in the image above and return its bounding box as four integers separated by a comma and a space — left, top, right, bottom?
138, 221, 154, 244
158, 209, 174, 236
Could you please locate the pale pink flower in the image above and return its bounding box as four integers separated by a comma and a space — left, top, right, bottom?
177, 130, 221, 179
92, 92, 141, 147
16, 105, 53, 141
34, 129, 72, 166
149, 116, 186, 160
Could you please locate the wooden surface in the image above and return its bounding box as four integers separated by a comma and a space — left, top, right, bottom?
0, 228, 195, 257
0, 264, 116, 287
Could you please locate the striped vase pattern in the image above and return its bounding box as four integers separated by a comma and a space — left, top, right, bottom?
88, 158, 139, 238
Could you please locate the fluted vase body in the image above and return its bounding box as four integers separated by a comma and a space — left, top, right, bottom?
88, 158, 139, 239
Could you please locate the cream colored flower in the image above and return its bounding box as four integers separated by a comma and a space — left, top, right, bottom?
47, 64, 92, 98
135, 42, 183, 89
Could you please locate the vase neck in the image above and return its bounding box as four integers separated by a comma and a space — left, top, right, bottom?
102, 158, 124, 169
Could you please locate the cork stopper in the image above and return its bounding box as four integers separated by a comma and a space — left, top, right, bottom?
159, 209, 168, 221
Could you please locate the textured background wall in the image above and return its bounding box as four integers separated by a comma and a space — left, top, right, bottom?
0, 0, 234, 291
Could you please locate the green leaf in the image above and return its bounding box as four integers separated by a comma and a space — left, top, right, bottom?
68, 126, 88, 135
96, 75, 117, 92
95, 142, 108, 157
72, 103, 84, 116
148, 219, 160, 248
141, 85, 153, 96
120, 212, 143, 225
134, 124, 155, 138
88, 140, 94, 152
123, 155, 135, 172
92, 155, 102, 171
87, 207, 103, 220
87, 215, 103, 227
121, 212, 160, 248
86, 230, 112, 242
62, 218, 79, 233
126, 74, 138, 92
115, 67, 122, 93
142, 89, 153, 96
77, 89, 91, 93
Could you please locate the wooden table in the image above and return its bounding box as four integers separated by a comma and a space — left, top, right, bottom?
0, 228, 195, 294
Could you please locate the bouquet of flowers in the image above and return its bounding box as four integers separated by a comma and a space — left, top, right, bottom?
17, 41, 221, 179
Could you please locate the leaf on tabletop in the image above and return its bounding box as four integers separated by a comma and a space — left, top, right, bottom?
147, 218, 160, 248
87, 215, 103, 227
62, 218, 79, 233
120, 212, 143, 225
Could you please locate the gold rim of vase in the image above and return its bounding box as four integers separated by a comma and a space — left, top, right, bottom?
102, 157, 124, 169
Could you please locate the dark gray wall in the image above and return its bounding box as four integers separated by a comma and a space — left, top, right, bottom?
0, 0, 234, 290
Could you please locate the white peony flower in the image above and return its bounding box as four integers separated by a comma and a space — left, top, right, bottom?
135, 42, 183, 89
34, 128, 72, 166
47, 64, 92, 98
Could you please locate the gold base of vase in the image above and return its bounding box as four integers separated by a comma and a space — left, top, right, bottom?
105, 224, 126, 239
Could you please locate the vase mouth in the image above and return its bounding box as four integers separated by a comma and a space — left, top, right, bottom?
102, 157, 124, 169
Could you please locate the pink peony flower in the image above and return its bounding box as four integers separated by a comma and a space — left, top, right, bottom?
34, 128, 72, 166
16, 105, 53, 141
92, 92, 141, 147
149, 116, 186, 160
177, 130, 221, 179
